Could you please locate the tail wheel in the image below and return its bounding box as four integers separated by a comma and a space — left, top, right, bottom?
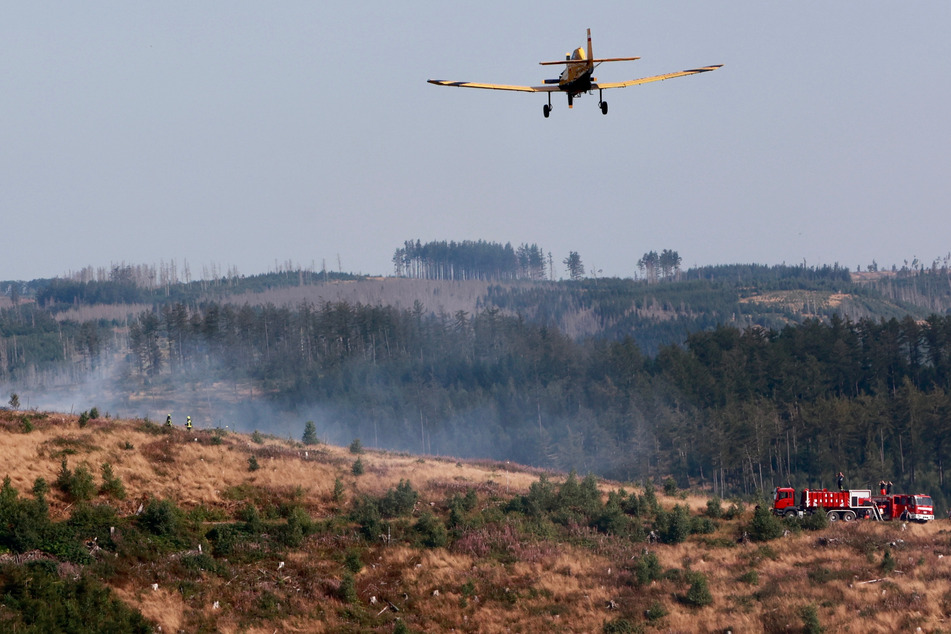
600, 101, 608, 115
826, 510, 839, 522
543, 104, 551, 118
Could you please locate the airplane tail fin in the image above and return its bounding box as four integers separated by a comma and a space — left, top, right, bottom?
587, 28, 594, 71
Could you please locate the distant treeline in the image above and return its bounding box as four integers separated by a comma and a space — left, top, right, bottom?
119, 298, 951, 509
32, 268, 362, 310
392, 240, 548, 281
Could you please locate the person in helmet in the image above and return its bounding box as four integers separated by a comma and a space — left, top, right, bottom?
186, 416, 192, 430
166, 414, 172, 427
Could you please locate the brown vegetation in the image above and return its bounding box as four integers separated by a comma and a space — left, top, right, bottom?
4, 409, 951, 632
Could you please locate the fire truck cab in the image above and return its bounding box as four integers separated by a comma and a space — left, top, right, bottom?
874, 494, 934, 522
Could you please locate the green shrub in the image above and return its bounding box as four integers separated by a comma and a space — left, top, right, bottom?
415, 511, 448, 548
248, 455, 260, 472
378, 480, 418, 518
251, 430, 264, 444
746, 505, 784, 542
350, 496, 382, 541
332, 477, 345, 504
138, 499, 183, 538
662, 476, 678, 496
645, 599, 668, 621
800, 604, 823, 634
238, 502, 263, 532
682, 573, 713, 607
690, 515, 717, 535
99, 463, 126, 500
338, 572, 358, 603
349, 438, 364, 454
657, 504, 691, 544
881, 548, 896, 574
302, 421, 318, 445
802, 508, 829, 531
632, 550, 663, 586
89, 407, 100, 420
738, 569, 759, 585
705, 496, 723, 519
344, 549, 363, 573
602, 617, 640, 633
78, 411, 90, 428
351, 458, 364, 476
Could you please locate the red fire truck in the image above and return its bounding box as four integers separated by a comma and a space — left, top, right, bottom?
873, 493, 934, 523
772, 487, 934, 522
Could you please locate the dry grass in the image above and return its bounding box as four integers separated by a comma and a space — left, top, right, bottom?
5, 409, 951, 632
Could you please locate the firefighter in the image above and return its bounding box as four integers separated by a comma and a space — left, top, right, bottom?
186, 416, 192, 430
837, 472, 845, 491
165, 414, 172, 427
886, 481, 893, 495
879, 480, 887, 496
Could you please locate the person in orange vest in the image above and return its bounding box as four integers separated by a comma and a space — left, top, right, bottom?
186, 416, 193, 430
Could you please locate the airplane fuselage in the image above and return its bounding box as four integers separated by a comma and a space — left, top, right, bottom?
559, 47, 593, 93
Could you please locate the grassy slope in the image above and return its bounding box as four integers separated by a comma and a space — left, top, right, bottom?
2, 410, 950, 633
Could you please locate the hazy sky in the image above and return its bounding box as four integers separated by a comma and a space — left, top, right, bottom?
3, 3, 950, 282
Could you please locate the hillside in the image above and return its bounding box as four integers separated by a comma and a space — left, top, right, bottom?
3, 409, 951, 632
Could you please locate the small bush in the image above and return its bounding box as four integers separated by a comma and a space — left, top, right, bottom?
415, 511, 448, 548
332, 477, 345, 504
344, 549, 363, 573
656, 504, 691, 544
881, 548, 896, 574
378, 480, 418, 518
99, 463, 126, 500
302, 421, 318, 445
338, 572, 358, 603
802, 509, 829, 531
248, 455, 260, 472
662, 477, 678, 496
349, 438, 364, 454
351, 458, 364, 476
251, 430, 264, 444
705, 496, 723, 518
78, 411, 90, 428
738, 570, 759, 586
682, 574, 713, 607
746, 505, 784, 542
89, 407, 100, 420
800, 604, 823, 634
645, 599, 668, 621
602, 617, 640, 633
632, 551, 663, 586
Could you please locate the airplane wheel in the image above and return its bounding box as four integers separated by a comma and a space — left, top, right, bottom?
543, 104, 551, 118
600, 101, 608, 115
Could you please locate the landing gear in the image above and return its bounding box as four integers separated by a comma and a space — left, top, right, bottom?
543, 104, 551, 118
600, 101, 608, 115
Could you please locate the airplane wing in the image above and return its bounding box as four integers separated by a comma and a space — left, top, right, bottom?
593, 64, 722, 89
427, 79, 561, 93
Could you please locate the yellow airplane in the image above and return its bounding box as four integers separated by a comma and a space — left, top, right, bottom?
429, 29, 721, 118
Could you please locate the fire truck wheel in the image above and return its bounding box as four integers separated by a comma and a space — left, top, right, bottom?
784, 509, 798, 518
826, 510, 839, 522
842, 511, 856, 521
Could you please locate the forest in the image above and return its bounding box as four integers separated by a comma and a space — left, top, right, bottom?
5, 259, 951, 508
